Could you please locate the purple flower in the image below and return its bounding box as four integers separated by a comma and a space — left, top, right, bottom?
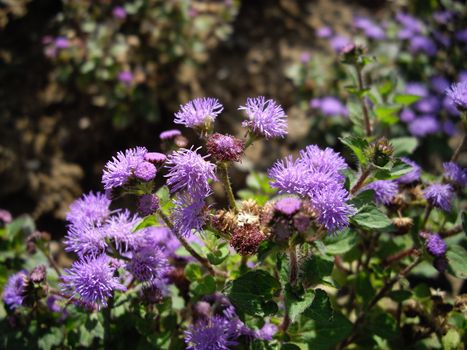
60, 255, 125, 309
126, 246, 169, 282
353, 16, 385, 40
144, 152, 167, 164
329, 35, 351, 52
54, 36, 70, 49
312, 188, 355, 232
408, 115, 439, 137
206, 133, 245, 162
2, 271, 27, 309
118, 70, 133, 85
165, 147, 217, 197
442, 120, 458, 136
459, 71, 467, 83
443, 162, 467, 187
431, 76, 450, 94
316, 26, 333, 38
255, 323, 278, 341
397, 157, 421, 184
137, 194, 160, 217
300, 52, 311, 64
46, 295, 63, 313
311, 96, 348, 117
133, 226, 180, 257
415, 96, 441, 114
0, 209, 12, 224
175, 97, 223, 129
64, 224, 107, 257
171, 192, 207, 237
396, 12, 423, 34
275, 197, 301, 216
455, 29, 467, 44
112, 6, 127, 19
298, 145, 348, 181
400, 108, 416, 123
102, 147, 147, 190
424, 183, 454, 211
405, 83, 428, 98
239, 96, 287, 139
134, 161, 157, 182
409, 36, 437, 57
104, 210, 140, 253
268, 156, 309, 195
424, 233, 447, 257
362, 180, 398, 205
66, 192, 111, 229
433, 11, 453, 24
445, 81, 467, 112
443, 97, 460, 117
159, 129, 181, 140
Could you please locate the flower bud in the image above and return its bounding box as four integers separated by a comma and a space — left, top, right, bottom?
230, 224, 265, 256
206, 133, 245, 162
366, 137, 394, 167
137, 194, 160, 216
29, 265, 46, 284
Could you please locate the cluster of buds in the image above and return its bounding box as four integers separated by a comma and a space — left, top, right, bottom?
365, 137, 394, 167
340, 43, 368, 67
22, 265, 48, 308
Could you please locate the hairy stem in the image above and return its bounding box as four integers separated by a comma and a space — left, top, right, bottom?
355, 65, 372, 137
218, 162, 238, 211
158, 211, 226, 277
421, 205, 433, 230
36, 243, 62, 277
350, 168, 371, 194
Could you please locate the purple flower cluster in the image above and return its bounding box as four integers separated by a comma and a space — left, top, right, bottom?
310, 96, 348, 117
2, 271, 27, 309
443, 162, 467, 187
275, 197, 301, 216
362, 180, 398, 205
423, 233, 447, 257
239, 96, 287, 139
175, 97, 224, 129
446, 81, 467, 112
353, 16, 386, 40
269, 145, 354, 232
397, 157, 421, 184
423, 183, 454, 212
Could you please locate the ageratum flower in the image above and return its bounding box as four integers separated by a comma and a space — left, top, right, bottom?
175, 97, 223, 129
126, 245, 170, 282
424, 233, 447, 257
171, 192, 207, 237
312, 188, 356, 232
137, 194, 160, 217
159, 129, 181, 140
408, 116, 440, 137
298, 145, 348, 182
0, 209, 12, 224
60, 255, 125, 309
64, 225, 107, 257
104, 210, 141, 253
423, 183, 454, 211
165, 147, 217, 197
102, 147, 147, 190
206, 133, 245, 162
134, 161, 157, 182
66, 192, 111, 229
362, 180, 398, 205
268, 156, 308, 195
397, 157, 421, 184
144, 152, 167, 164
112, 6, 127, 19
443, 162, 467, 187
134, 226, 180, 257
446, 81, 467, 112
239, 96, 287, 139
2, 271, 27, 309
255, 323, 278, 341
275, 197, 301, 216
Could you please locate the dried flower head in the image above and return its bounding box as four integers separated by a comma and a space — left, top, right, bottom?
230, 224, 265, 256
137, 194, 160, 217
206, 133, 244, 162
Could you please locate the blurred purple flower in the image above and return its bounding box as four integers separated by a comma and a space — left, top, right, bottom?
405, 83, 429, 97
312, 96, 348, 117
443, 162, 467, 187
408, 115, 439, 137
144, 152, 167, 164
397, 157, 421, 184
362, 180, 398, 205
0, 209, 12, 224
329, 35, 351, 52
442, 120, 458, 136
160, 129, 181, 140
300, 52, 311, 64
112, 6, 127, 19
54, 36, 70, 49
446, 81, 467, 112
275, 197, 301, 216
455, 29, 467, 44
316, 26, 333, 38
415, 95, 441, 114
433, 11, 453, 24
409, 36, 437, 57
424, 183, 454, 211
400, 108, 416, 123
430, 76, 449, 95
118, 70, 133, 85
2, 271, 27, 309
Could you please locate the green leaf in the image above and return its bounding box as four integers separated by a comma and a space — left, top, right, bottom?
339, 136, 369, 165
207, 245, 229, 265
393, 94, 421, 106
462, 212, 467, 234
300, 289, 352, 350
323, 229, 358, 255
351, 204, 392, 230
133, 215, 158, 232
38, 327, 63, 350
281, 344, 302, 350
388, 290, 412, 302
185, 263, 203, 282
442, 329, 461, 350
227, 270, 281, 316
374, 105, 401, 124
391, 137, 418, 156
191, 275, 216, 296
446, 245, 467, 279
348, 190, 374, 209
300, 254, 334, 286
285, 287, 315, 323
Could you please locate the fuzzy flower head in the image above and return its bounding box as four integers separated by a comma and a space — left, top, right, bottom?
64, 225, 107, 258
0, 209, 12, 225
424, 183, 454, 211
137, 194, 160, 217
60, 256, 125, 309
165, 147, 217, 197
299, 145, 348, 181
443, 162, 467, 187
126, 246, 170, 282
408, 115, 439, 137
171, 192, 207, 237
104, 210, 141, 253
362, 180, 398, 205
268, 156, 309, 196
175, 98, 223, 129
144, 152, 167, 164
66, 192, 111, 229
423, 233, 447, 257
102, 147, 147, 190
206, 133, 245, 162
275, 197, 301, 216
397, 157, 421, 184
160, 129, 181, 140
134, 161, 157, 182
312, 188, 356, 232
239, 96, 287, 139
2, 271, 27, 309
446, 81, 467, 112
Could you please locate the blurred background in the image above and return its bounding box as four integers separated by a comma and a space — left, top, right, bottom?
0, 0, 465, 236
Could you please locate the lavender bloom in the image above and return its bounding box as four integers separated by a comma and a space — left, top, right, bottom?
312, 188, 355, 232
455, 29, 467, 44
134, 226, 180, 257
300, 52, 311, 64
175, 98, 223, 129
184, 315, 239, 350
134, 161, 157, 182
316, 26, 333, 38
298, 145, 348, 181
256, 323, 278, 341
424, 184, 454, 211
268, 156, 309, 195
443, 97, 460, 117
396, 12, 424, 35
104, 210, 140, 253
126, 246, 169, 282
433, 31, 451, 48
415, 96, 441, 114
64, 225, 106, 257
160, 129, 181, 140
66, 192, 111, 229
165, 147, 217, 197
0, 209, 12, 224
443, 162, 467, 187
409, 36, 437, 57
54, 36, 70, 49
362, 180, 398, 205
400, 108, 416, 123
329, 35, 352, 52
102, 147, 147, 190
239, 96, 287, 139
311, 96, 348, 117
144, 152, 167, 164
112, 6, 127, 19
408, 116, 439, 137
137, 194, 160, 217
171, 192, 207, 237
445, 81, 467, 111
431, 76, 450, 95
405, 83, 428, 97
397, 157, 421, 184
61, 256, 125, 309
353, 16, 385, 40
118, 70, 133, 85
46, 295, 63, 313
2, 271, 27, 309
275, 197, 301, 216
424, 233, 447, 257
443, 121, 458, 136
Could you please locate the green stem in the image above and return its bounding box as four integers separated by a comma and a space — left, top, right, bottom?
244, 133, 258, 149
421, 205, 432, 231
218, 162, 237, 211
36, 242, 62, 277
350, 168, 371, 195
355, 64, 372, 137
